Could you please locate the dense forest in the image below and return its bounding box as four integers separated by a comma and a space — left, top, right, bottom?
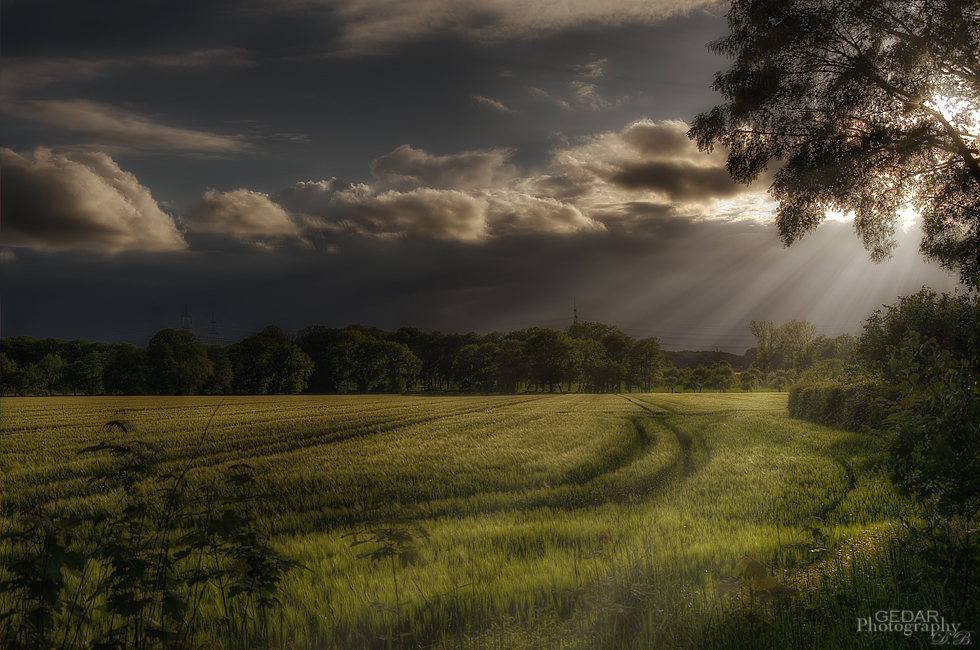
3, 312, 857, 397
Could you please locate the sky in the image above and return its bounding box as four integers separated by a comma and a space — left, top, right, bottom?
0, 0, 965, 352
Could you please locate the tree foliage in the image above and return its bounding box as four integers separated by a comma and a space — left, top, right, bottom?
690, 0, 980, 287
228, 326, 313, 395
147, 329, 213, 395
855, 287, 980, 370
626, 337, 664, 392
524, 330, 576, 392
884, 331, 980, 516
103, 345, 151, 396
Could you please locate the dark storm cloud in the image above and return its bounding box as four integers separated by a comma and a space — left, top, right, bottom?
0, 0, 264, 57
544, 119, 775, 210
0, 148, 187, 253
609, 160, 743, 200
620, 119, 695, 157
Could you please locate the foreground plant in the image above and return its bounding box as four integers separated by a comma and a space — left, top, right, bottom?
347, 497, 429, 648
0, 415, 300, 649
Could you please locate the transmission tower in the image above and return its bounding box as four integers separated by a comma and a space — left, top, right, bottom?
206, 312, 219, 345
180, 306, 192, 331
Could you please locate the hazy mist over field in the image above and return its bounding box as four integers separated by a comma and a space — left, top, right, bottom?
0, 0, 962, 350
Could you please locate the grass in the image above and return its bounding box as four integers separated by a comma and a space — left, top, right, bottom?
1, 393, 974, 649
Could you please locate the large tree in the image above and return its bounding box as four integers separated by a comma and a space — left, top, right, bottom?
689, 0, 980, 287
452, 343, 499, 393
228, 326, 313, 395
524, 329, 576, 393
147, 329, 213, 395
748, 320, 778, 375
626, 337, 664, 392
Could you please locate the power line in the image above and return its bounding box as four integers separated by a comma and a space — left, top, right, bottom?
206, 312, 219, 345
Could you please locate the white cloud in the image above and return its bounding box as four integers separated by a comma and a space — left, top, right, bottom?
526, 86, 572, 110
0, 148, 188, 253
470, 94, 520, 114
334, 187, 490, 242
331, 185, 604, 242
526, 61, 624, 113
6, 100, 251, 153
568, 80, 620, 111
183, 188, 304, 236
486, 192, 603, 236
572, 58, 608, 79
369, 144, 518, 190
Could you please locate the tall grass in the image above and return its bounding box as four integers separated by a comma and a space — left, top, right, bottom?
1, 393, 973, 648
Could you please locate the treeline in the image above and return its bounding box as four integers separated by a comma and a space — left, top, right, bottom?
0, 321, 660, 396
0, 315, 861, 398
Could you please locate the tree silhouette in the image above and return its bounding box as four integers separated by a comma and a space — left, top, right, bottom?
690, 0, 980, 287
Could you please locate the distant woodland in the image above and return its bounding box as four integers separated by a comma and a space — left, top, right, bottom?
2, 317, 856, 397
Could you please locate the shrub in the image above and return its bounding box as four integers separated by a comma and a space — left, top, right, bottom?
788, 380, 899, 432
884, 332, 980, 517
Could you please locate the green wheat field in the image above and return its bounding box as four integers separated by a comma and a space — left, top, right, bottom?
0, 394, 959, 649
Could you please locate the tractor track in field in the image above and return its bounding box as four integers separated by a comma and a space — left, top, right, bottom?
619, 395, 699, 480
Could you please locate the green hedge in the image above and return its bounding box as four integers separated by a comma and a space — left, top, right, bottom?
787, 380, 899, 432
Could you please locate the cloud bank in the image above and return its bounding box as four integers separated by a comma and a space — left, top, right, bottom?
1, 120, 771, 255
199, 119, 757, 248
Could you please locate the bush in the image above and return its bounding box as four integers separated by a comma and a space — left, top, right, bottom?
883, 332, 980, 516
788, 380, 899, 432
